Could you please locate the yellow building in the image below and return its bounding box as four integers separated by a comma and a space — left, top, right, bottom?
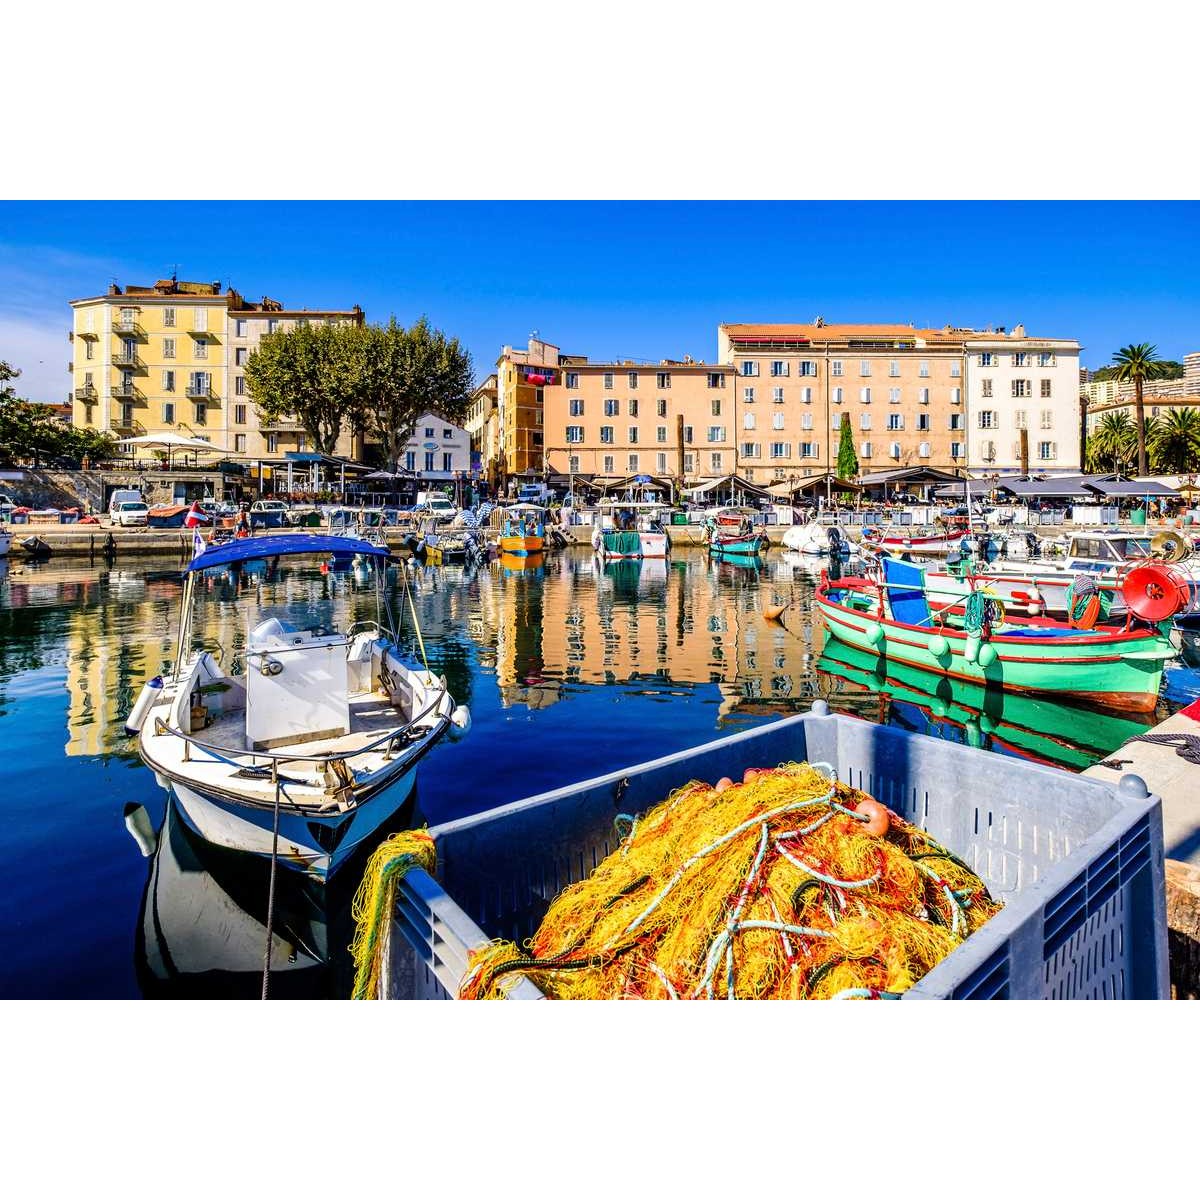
495, 336, 563, 480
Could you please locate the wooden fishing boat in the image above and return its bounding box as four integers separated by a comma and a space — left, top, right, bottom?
497, 504, 545, 556
709, 532, 769, 557
862, 527, 969, 554
815, 556, 1179, 713
128, 534, 469, 880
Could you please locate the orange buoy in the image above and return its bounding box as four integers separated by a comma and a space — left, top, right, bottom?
1122, 561, 1192, 622
715, 777, 733, 793
855, 799, 891, 837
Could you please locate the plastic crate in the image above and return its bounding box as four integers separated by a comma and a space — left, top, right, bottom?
386, 702, 1168, 1000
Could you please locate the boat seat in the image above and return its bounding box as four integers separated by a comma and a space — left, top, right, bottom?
882, 557, 932, 627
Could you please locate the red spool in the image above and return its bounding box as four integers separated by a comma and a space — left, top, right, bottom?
1121, 561, 1191, 621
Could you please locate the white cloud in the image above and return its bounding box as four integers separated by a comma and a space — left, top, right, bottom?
0, 312, 72, 405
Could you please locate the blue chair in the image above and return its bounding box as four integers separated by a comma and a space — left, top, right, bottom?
882, 557, 932, 627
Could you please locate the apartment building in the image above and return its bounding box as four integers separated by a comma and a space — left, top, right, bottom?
543, 358, 736, 479
69, 279, 363, 459
1083, 352, 1200, 432
964, 327, 1081, 473
466, 373, 499, 471
393, 411, 471, 480
496, 336, 562, 476
717, 322, 967, 481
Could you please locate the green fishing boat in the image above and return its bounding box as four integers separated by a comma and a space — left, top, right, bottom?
816, 638, 1155, 770
814, 557, 1176, 713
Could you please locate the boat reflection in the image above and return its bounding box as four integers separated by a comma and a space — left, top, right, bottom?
815, 638, 1155, 770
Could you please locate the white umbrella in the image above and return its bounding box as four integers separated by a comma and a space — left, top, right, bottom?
118, 432, 222, 468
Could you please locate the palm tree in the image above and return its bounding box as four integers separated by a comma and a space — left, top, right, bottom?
1150, 408, 1200, 473
1111, 343, 1166, 475
1088, 411, 1138, 474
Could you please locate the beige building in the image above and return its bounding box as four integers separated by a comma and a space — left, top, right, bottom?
544, 357, 736, 479
466, 373, 499, 474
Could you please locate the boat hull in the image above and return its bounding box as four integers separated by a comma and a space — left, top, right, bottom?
815, 586, 1171, 713
593, 530, 669, 559
499, 535, 544, 556
710, 535, 768, 557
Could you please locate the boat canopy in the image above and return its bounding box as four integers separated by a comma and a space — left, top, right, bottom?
184, 534, 389, 573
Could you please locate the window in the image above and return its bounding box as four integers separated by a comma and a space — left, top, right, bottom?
860, 387, 871, 404
605, 398, 619, 417
889, 441, 901, 459
978, 411, 996, 428
1040, 378, 1052, 398
194, 404, 206, 426
740, 361, 759, 377
744, 411, 756, 430
770, 360, 789, 377
603, 372, 614, 390
266, 319, 278, 335
163, 338, 175, 359
772, 387, 784, 404
918, 387, 930, 405
1013, 352, 1030, 367
1014, 410, 1027, 429
711, 397, 722, 416
684, 425, 694, 444
85, 339, 94, 360
710, 452, 723, 471
162, 369, 175, 392
800, 386, 812, 404
951, 441, 963, 459
772, 412, 785, 431
566, 426, 583, 443
234, 404, 247, 424
657, 425, 667, 443
889, 360, 900, 377
163, 307, 176, 328
629, 426, 639, 444
949, 413, 963, 430
741, 441, 761, 459
235, 347, 248, 366
887, 387, 900, 404
743, 386, 755, 404
859, 360, 871, 376
707, 425, 726, 442
1040, 409, 1053, 430
978, 352, 995, 367
569, 454, 581, 473
1037, 352, 1055, 367
1013, 379, 1031, 398
1039, 441, 1056, 461
951, 361, 961, 377
629, 396, 639, 417
981, 378, 993, 399
919, 360, 929, 378
424, 452, 435, 471
801, 412, 813, 430
656, 397, 667, 418
234, 433, 246, 453
831, 361, 843, 377
799, 360, 817, 377
628, 371, 639, 389
656, 372, 672, 389
657, 452, 668, 472
860, 441, 872, 457
684, 453, 694, 473
120, 401, 134, 426
917, 413, 930, 431
887, 413, 904, 431
603, 454, 615, 474
707, 372, 725, 389
193, 308, 208, 333
860, 412, 871, 431
235, 319, 246, 337
832, 387, 844, 404
564, 371, 579, 389
425, 427, 434, 437
918, 442, 931, 458
950, 387, 961, 405
600, 425, 614, 444
162, 402, 175, 424
569, 397, 584, 416
404, 450, 415, 471
770, 442, 790, 459
800, 442, 817, 458
193, 338, 207, 360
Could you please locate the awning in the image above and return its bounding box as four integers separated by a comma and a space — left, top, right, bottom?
185, 533, 388, 573
1086, 480, 1179, 498
682, 473, 773, 500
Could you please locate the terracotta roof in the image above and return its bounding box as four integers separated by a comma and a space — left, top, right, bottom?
721, 323, 967, 345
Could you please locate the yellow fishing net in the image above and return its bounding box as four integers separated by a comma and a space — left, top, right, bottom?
458, 762, 1000, 1000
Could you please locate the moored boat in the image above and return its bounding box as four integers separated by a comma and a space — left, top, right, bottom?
815, 556, 1179, 713
129, 534, 469, 880
497, 504, 545, 556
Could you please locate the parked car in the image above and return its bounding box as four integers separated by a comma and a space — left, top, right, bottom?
108, 488, 143, 520
414, 496, 459, 523
114, 501, 150, 527
516, 483, 555, 505
250, 499, 289, 514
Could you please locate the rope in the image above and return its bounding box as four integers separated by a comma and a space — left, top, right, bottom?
261, 777, 283, 1000
1122, 732, 1200, 767
399, 560, 430, 672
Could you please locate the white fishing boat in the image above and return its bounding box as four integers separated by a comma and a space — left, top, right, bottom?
782, 519, 852, 556
591, 486, 671, 559
128, 534, 469, 880
0, 529, 10, 558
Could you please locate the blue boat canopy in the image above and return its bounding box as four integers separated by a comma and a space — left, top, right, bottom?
185, 533, 389, 573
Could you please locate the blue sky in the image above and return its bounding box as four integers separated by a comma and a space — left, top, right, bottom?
2, 201, 1197, 404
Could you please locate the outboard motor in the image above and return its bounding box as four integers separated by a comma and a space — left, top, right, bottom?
1025, 531, 1040, 559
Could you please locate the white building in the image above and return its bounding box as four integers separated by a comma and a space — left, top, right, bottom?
964, 327, 1081, 475
398, 411, 471, 481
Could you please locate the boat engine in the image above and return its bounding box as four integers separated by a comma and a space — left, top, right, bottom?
1122, 561, 1191, 622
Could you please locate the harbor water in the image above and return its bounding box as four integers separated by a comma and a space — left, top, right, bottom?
0, 546, 1192, 998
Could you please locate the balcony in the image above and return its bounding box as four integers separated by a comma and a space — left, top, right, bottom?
112, 319, 144, 337
112, 381, 142, 400
113, 349, 142, 368
185, 383, 215, 400
74, 385, 97, 401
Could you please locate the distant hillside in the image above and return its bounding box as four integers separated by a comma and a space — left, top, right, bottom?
1089, 361, 1185, 381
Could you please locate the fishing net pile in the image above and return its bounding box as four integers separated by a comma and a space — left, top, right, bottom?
459, 762, 1001, 1000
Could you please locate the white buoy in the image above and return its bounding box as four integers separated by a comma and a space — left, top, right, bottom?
448, 705, 472, 740
125, 676, 164, 734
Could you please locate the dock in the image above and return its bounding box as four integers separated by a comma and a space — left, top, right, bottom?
1084, 698, 1200, 998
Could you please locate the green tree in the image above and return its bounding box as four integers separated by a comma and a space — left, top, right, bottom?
363, 317, 474, 471
1086, 410, 1138, 473
1149, 408, 1200, 473
1090, 360, 1183, 382
835, 414, 858, 479
1112, 343, 1167, 475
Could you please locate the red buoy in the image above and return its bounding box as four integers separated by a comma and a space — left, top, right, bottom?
1121, 562, 1191, 622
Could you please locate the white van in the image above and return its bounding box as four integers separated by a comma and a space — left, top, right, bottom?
108, 489, 143, 520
